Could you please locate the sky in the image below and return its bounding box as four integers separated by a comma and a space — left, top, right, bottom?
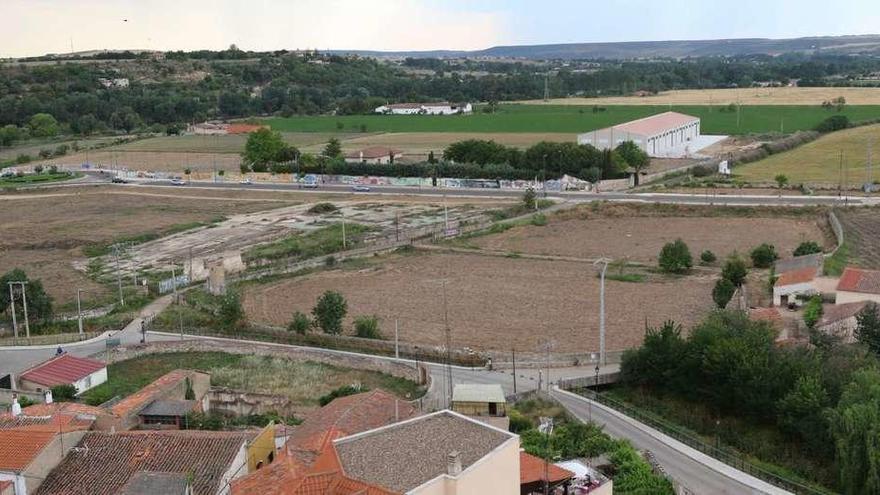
3, 0, 880, 57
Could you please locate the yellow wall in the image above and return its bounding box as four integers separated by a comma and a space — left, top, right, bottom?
246, 423, 277, 473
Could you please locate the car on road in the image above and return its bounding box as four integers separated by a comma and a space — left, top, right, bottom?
239, 178, 253, 185
170, 178, 187, 186
351, 184, 371, 192
300, 174, 319, 189
111, 177, 128, 184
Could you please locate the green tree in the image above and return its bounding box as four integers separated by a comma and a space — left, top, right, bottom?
615, 140, 650, 185
721, 255, 748, 286
218, 290, 244, 329
50, 384, 78, 402
658, 239, 692, 274
793, 241, 823, 257
288, 311, 311, 334
0, 269, 53, 322
774, 174, 789, 191
776, 375, 831, 452
855, 303, 880, 356
750, 243, 779, 268
353, 315, 382, 339
243, 128, 290, 170
0, 125, 22, 147
323, 138, 343, 159
522, 187, 537, 210
28, 113, 59, 138
620, 320, 687, 389
312, 290, 347, 334
828, 368, 880, 495
803, 296, 823, 329
712, 278, 736, 308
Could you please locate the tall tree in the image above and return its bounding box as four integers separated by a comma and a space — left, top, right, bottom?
856, 303, 880, 356
323, 138, 343, 159
0, 269, 53, 322
242, 128, 289, 171
615, 141, 650, 185
828, 368, 880, 495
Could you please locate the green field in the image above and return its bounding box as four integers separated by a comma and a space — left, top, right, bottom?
736, 123, 880, 185
264, 104, 880, 135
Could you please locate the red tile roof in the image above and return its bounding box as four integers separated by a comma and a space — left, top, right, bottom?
35, 431, 251, 495
612, 111, 699, 138
22, 402, 109, 418
837, 267, 880, 295
0, 429, 55, 471
110, 370, 192, 417
520, 451, 574, 485
775, 266, 818, 287
19, 354, 105, 388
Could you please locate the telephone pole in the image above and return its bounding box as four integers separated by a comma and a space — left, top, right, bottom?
76, 289, 84, 335
8, 281, 30, 339
8, 283, 18, 339
594, 258, 611, 366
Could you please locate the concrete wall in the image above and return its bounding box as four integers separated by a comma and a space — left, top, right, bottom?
208, 388, 292, 417
22, 431, 87, 494
836, 291, 880, 305
819, 317, 858, 344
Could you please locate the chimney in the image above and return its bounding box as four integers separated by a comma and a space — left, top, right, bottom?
11, 395, 21, 417
447, 451, 462, 476
45, 390, 54, 404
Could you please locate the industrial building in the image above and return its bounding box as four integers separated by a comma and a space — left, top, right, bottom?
577, 111, 702, 158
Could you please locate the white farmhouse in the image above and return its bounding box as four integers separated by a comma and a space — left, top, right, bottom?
17, 354, 108, 395
836, 267, 880, 305
773, 266, 820, 307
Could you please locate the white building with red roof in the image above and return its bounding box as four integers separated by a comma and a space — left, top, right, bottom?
577, 111, 710, 158
773, 266, 821, 306
17, 354, 107, 395
836, 267, 880, 305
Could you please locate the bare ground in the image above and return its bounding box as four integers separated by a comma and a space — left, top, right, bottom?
242, 251, 715, 353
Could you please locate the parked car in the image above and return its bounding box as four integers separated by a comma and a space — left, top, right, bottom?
351, 184, 371, 192
111, 177, 128, 184
239, 177, 253, 185
170, 178, 187, 185
300, 175, 319, 189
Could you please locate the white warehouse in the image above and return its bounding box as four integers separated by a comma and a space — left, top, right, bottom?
374, 102, 472, 115
577, 111, 702, 158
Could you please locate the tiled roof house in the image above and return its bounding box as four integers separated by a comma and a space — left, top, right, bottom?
17, 354, 107, 394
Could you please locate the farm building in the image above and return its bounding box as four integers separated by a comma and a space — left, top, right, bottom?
344, 146, 403, 164
773, 266, 820, 306
836, 267, 880, 304
17, 354, 107, 395
374, 102, 473, 115
577, 111, 703, 157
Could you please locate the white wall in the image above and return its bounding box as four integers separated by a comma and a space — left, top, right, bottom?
74, 368, 107, 394
773, 282, 816, 306
836, 291, 880, 305
218, 442, 248, 495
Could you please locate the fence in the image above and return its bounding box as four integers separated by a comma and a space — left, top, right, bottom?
159, 274, 190, 294
826, 210, 845, 257
562, 387, 830, 495
0, 331, 102, 348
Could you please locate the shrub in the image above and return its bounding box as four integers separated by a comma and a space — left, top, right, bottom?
794, 241, 822, 257
313, 290, 347, 334
50, 384, 78, 401
319, 384, 366, 406
700, 250, 717, 264
288, 311, 311, 334
308, 202, 338, 214
815, 115, 850, 133
508, 410, 533, 433
722, 255, 748, 286
522, 187, 536, 210
218, 290, 245, 329
691, 165, 715, 177
353, 315, 383, 339
750, 243, 779, 269
713, 278, 736, 308
803, 296, 823, 329
530, 213, 547, 226
658, 239, 693, 274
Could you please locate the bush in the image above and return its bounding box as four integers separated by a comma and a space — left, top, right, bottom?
700, 250, 717, 264
319, 384, 366, 406
750, 243, 779, 269
218, 290, 245, 329
722, 255, 748, 286
713, 278, 736, 308
288, 311, 311, 334
353, 315, 383, 339
313, 290, 347, 334
658, 239, 693, 274
308, 202, 338, 214
530, 213, 547, 226
691, 164, 715, 177
522, 187, 536, 209
794, 241, 822, 257
803, 296, 823, 329
815, 115, 850, 133
508, 409, 533, 433
50, 384, 78, 401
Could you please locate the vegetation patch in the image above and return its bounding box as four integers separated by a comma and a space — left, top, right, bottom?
243, 223, 372, 261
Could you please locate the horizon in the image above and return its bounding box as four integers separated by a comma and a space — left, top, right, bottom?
4, 0, 880, 58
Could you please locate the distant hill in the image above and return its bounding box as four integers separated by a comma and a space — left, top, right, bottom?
332, 34, 880, 60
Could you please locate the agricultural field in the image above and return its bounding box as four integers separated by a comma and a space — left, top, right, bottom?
264, 104, 880, 136
81, 351, 423, 412
735, 124, 880, 186
472, 204, 832, 263
242, 250, 715, 353
836, 207, 880, 269
519, 87, 880, 106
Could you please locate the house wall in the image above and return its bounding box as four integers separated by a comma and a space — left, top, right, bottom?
577, 119, 700, 157
73, 368, 108, 394
22, 431, 87, 494
451, 401, 506, 417
773, 282, 816, 306
819, 316, 859, 344
246, 425, 277, 473
218, 442, 249, 495
578, 129, 647, 152
411, 437, 520, 495
836, 291, 880, 305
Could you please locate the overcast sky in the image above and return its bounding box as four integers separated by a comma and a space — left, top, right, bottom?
4, 0, 880, 57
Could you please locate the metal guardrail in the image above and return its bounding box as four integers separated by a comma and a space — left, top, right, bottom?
568, 388, 831, 495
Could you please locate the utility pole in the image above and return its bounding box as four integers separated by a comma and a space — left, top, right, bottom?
512, 349, 517, 394
442, 278, 453, 408
394, 318, 400, 359
20, 282, 29, 339
543, 73, 550, 102
76, 289, 84, 335
8, 283, 18, 339
594, 258, 611, 366
113, 244, 124, 306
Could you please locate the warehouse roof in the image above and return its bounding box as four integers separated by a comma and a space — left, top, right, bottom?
19, 354, 105, 388
612, 111, 699, 137
452, 383, 506, 403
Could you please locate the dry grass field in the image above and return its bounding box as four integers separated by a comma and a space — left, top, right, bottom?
519, 87, 880, 106
735, 124, 880, 186
243, 251, 715, 353
836, 207, 880, 269
37, 150, 243, 173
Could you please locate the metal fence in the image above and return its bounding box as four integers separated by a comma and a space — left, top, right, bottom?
565, 388, 831, 495
0, 331, 102, 347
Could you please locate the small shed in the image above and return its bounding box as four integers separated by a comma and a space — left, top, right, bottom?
138, 400, 197, 429
451, 384, 507, 417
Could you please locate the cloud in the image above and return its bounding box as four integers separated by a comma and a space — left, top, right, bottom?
2, 0, 509, 57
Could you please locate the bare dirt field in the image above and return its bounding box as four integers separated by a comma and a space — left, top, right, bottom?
836, 207, 880, 269
471, 204, 832, 263
518, 87, 880, 106
243, 251, 714, 353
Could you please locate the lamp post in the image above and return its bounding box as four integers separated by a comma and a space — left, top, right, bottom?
594, 258, 611, 366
